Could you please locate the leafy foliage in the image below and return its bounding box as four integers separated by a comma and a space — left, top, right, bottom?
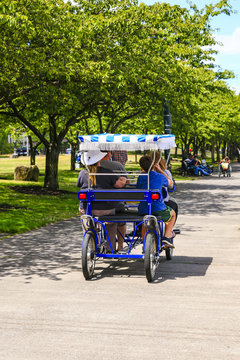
0, 0, 238, 190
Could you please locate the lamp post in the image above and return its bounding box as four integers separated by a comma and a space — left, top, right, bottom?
163, 99, 172, 167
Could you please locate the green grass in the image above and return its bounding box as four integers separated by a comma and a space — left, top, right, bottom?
0, 183, 78, 234
0, 155, 79, 235
0, 153, 195, 236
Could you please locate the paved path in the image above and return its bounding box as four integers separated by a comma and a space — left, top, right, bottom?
1, 164, 240, 360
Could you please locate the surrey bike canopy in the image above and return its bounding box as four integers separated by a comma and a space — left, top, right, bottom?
78, 133, 176, 152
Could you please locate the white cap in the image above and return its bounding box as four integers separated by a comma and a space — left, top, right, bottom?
82, 150, 107, 166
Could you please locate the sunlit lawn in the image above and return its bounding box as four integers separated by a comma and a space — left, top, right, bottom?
0, 153, 193, 236
0, 155, 80, 235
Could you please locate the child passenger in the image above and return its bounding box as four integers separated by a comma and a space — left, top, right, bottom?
150, 152, 178, 220
137, 156, 176, 248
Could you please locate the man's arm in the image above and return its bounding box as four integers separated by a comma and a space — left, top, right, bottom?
114, 176, 127, 188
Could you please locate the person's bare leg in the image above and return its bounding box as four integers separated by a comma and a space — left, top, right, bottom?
164, 210, 176, 238
141, 211, 176, 248
117, 224, 126, 251
106, 223, 117, 252
162, 211, 176, 249
141, 225, 146, 245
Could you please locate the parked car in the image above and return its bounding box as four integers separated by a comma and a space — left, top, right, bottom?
16, 147, 27, 156
16, 147, 39, 156
65, 148, 71, 154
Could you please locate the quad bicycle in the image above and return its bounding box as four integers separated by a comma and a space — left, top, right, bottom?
78, 133, 180, 282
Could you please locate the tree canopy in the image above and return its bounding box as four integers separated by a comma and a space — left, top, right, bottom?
0, 0, 239, 189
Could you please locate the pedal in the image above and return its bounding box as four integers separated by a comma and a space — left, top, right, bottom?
173, 228, 181, 235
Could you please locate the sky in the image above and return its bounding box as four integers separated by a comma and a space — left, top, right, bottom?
143, 0, 240, 94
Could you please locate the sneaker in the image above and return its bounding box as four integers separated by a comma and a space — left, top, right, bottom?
162, 238, 175, 249
117, 249, 127, 254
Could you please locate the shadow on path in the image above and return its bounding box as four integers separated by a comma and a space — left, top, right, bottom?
90, 255, 213, 283
0, 217, 82, 281
173, 163, 240, 216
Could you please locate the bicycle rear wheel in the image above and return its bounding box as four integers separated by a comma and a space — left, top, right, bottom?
82, 232, 96, 280
144, 232, 158, 282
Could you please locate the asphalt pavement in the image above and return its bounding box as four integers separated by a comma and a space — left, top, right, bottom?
1, 163, 240, 360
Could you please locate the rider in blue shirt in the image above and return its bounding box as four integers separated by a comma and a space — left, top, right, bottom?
137, 156, 176, 248
137, 170, 169, 214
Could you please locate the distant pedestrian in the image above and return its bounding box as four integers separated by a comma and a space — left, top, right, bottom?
111, 150, 128, 166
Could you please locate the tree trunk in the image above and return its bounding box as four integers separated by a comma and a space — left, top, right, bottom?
28, 136, 35, 165
28, 135, 42, 165
216, 143, 220, 163
175, 146, 178, 157
227, 143, 230, 157
30, 149, 36, 165
229, 143, 235, 160
69, 142, 79, 171
222, 141, 226, 158
66, 133, 79, 171
183, 139, 189, 159
193, 140, 199, 155
211, 141, 215, 163
181, 145, 186, 160
44, 144, 60, 190
200, 139, 206, 159
71, 148, 76, 171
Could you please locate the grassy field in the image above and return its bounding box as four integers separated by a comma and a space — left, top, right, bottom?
0, 153, 191, 236
0, 155, 80, 235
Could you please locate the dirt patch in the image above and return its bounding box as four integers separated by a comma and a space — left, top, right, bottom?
9, 185, 75, 196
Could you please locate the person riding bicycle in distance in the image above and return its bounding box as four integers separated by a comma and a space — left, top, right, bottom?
220, 156, 230, 172
220, 156, 230, 164
137, 156, 176, 249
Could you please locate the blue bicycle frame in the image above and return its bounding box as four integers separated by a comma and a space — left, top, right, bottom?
78, 188, 166, 259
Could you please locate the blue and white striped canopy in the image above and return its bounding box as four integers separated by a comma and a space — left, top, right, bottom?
78, 133, 176, 151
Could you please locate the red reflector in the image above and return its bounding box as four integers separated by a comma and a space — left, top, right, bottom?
79, 193, 87, 200
151, 193, 159, 200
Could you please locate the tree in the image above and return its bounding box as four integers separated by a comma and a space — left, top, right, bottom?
0, 0, 234, 189
1, 0, 100, 189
